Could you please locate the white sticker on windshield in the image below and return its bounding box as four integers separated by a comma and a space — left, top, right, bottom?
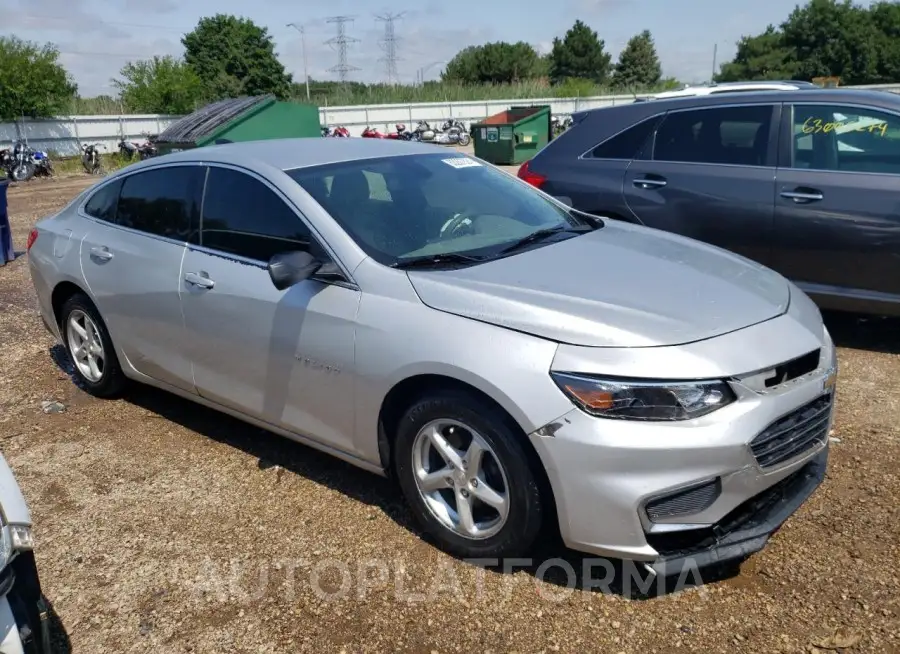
442, 157, 482, 169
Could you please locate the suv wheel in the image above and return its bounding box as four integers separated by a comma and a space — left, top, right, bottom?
60, 294, 126, 397
394, 390, 544, 559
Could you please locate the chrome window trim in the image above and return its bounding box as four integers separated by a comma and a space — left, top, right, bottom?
577, 111, 666, 161
784, 100, 900, 177
649, 101, 780, 167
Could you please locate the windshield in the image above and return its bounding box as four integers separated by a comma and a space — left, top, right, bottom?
286, 153, 594, 266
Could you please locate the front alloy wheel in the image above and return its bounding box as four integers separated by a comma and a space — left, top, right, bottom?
395, 391, 545, 559
412, 419, 510, 540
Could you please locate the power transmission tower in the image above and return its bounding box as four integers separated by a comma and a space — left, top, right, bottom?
375, 12, 405, 85
325, 15, 360, 83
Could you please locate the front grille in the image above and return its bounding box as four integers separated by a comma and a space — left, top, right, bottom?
751, 394, 833, 468
645, 479, 722, 521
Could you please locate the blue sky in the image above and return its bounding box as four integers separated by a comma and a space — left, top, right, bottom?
0, 0, 876, 97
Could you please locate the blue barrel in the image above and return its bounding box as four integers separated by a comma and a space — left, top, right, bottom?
0, 180, 12, 264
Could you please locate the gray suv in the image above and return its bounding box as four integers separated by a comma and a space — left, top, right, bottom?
521, 88, 900, 317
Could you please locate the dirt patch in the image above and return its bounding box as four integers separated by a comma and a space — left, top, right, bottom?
0, 178, 898, 653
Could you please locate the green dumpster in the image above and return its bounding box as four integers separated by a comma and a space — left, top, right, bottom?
472, 105, 552, 165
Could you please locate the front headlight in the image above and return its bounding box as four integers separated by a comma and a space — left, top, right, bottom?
551, 372, 736, 421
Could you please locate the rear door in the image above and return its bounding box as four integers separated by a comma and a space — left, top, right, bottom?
541, 114, 664, 218
623, 103, 780, 265
78, 165, 203, 392
771, 102, 900, 310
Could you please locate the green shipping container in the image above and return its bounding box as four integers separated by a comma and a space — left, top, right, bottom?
154, 95, 321, 155
472, 105, 552, 165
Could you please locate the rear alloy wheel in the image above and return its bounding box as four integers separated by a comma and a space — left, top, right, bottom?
395, 391, 544, 559
60, 294, 126, 397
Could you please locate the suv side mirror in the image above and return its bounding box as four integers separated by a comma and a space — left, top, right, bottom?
267, 250, 322, 290
554, 195, 574, 208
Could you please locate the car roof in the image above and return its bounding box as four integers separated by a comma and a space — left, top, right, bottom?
653, 80, 818, 98
121, 137, 450, 174
581, 88, 900, 118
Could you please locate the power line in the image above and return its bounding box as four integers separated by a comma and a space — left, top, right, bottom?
324, 16, 360, 83
375, 12, 405, 85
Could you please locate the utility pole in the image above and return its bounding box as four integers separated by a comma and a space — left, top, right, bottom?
710, 43, 718, 84
375, 12, 405, 85
286, 22, 310, 100
325, 15, 360, 83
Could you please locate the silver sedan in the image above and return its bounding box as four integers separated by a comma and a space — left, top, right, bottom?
27, 138, 836, 574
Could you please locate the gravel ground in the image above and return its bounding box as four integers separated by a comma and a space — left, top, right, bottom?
1, 170, 899, 654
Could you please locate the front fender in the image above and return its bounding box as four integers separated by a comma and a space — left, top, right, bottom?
352, 293, 571, 466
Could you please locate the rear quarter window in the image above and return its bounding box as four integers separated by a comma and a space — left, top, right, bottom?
83, 179, 123, 223
587, 115, 663, 160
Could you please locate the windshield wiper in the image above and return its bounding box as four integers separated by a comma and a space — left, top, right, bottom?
497, 225, 593, 256
390, 252, 485, 269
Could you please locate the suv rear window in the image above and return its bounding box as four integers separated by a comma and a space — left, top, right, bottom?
589, 115, 662, 160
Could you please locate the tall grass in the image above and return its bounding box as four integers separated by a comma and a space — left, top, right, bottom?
63, 80, 673, 116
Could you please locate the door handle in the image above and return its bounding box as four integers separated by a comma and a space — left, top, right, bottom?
633, 177, 667, 189
184, 271, 215, 289
89, 246, 113, 261
781, 190, 823, 203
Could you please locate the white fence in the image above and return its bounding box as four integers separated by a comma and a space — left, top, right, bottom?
4, 83, 900, 155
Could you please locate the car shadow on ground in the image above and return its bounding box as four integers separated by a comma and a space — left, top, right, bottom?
51, 345, 739, 600
47, 600, 73, 654
823, 311, 900, 354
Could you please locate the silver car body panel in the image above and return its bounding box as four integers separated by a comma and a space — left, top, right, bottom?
27, 138, 834, 561
408, 220, 790, 348
0, 456, 30, 527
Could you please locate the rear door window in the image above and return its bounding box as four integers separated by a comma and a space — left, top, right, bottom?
116, 166, 203, 240
653, 105, 775, 167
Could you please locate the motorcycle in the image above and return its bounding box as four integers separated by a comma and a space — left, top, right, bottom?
7, 141, 35, 182
437, 119, 471, 146
410, 121, 435, 142
322, 125, 351, 138
81, 143, 106, 175
31, 149, 53, 177
361, 126, 386, 139
385, 123, 415, 141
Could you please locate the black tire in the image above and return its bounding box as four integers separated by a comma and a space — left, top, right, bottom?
59, 293, 127, 398
394, 390, 545, 559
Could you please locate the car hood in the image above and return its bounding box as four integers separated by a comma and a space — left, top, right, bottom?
407, 222, 791, 348
0, 454, 30, 525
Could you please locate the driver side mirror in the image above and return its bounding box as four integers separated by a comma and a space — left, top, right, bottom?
267, 250, 322, 290
554, 195, 574, 208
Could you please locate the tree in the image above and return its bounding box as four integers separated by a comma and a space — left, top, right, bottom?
716, 26, 796, 82
549, 20, 612, 84
442, 42, 542, 84
612, 30, 662, 88
182, 14, 292, 100
113, 56, 203, 114
715, 0, 900, 86
443, 46, 482, 83
781, 0, 878, 84
0, 36, 76, 120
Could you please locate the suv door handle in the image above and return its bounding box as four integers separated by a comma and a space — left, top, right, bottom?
184, 271, 215, 289
633, 177, 667, 189
89, 246, 113, 261
781, 189, 823, 203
